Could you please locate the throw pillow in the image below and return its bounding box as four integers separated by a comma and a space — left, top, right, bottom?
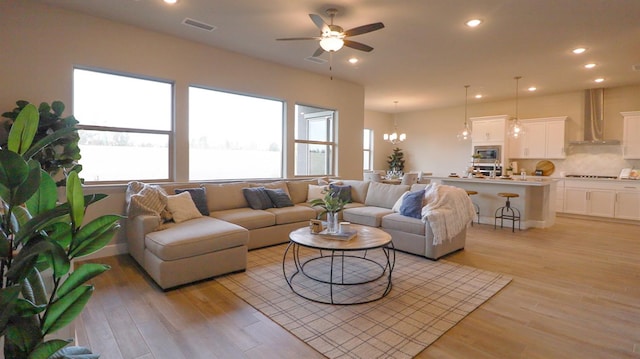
242, 187, 274, 210
329, 183, 352, 203
175, 187, 209, 216
307, 184, 327, 201
165, 191, 203, 223
392, 191, 410, 212
399, 189, 426, 219
265, 188, 294, 208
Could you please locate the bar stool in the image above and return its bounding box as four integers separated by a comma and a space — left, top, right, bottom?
494, 192, 521, 232
466, 190, 480, 225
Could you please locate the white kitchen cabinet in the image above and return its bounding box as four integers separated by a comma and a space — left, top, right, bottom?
615, 184, 640, 220
508, 117, 566, 159
621, 111, 640, 159
555, 179, 564, 212
471, 115, 508, 143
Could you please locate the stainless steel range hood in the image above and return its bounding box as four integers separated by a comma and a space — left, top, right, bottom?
570, 88, 620, 145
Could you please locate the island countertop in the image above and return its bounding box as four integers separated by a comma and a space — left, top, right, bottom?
427, 176, 558, 186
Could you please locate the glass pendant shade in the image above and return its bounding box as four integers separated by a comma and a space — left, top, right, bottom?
457, 85, 472, 140
509, 76, 525, 139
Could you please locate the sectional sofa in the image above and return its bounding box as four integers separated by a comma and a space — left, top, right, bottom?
125, 179, 472, 289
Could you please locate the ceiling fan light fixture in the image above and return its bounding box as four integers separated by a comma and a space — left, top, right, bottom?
320, 36, 344, 52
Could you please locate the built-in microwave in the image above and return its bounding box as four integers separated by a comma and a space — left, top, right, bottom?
473, 145, 501, 163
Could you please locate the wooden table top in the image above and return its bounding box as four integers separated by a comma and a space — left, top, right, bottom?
289, 224, 392, 251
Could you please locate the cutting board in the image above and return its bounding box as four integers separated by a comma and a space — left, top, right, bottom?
535, 160, 555, 176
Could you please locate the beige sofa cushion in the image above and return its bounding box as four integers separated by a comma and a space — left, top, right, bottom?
343, 206, 394, 227
381, 213, 426, 236
286, 179, 316, 204
266, 205, 316, 225
145, 217, 248, 261
204, 182, 250, 211
341, 180, 370, 204
364, 182, 410, 209
210, 208, 275, 229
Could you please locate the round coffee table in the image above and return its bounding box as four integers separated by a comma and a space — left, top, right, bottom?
283, 224, 395, 305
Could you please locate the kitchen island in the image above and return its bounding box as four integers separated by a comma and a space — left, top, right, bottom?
429, 176, 558, 229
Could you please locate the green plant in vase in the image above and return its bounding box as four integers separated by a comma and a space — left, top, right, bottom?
309, 191, 346, 233
0, 104, 121, 358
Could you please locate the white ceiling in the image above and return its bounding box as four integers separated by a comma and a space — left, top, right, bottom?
41, 0, 640, 113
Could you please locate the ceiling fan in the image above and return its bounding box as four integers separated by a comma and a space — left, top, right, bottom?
276, 8, 384, 57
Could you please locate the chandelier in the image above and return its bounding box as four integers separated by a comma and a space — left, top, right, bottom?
457, 85, 472, 140
508, 76, 525, 139
383, 101, 406, 144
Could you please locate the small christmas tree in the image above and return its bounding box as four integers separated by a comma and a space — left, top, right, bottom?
387, 147, 405, 172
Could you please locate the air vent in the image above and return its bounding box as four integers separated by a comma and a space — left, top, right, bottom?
305, 56, 327, 64
182, 18, 216, 32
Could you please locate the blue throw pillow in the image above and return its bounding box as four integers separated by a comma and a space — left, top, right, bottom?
175, 187, 209, 216
265, 188, 294, 208
242, 187, 273, 210
399, 189, 425, 219
329, 183, 352, 203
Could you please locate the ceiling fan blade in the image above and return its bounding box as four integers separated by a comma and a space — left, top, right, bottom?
343, 40, 374, 52
309, 13, 329, 32
276, 37, 320, 41
312, 47, 325, 57
344, 22, 385, 37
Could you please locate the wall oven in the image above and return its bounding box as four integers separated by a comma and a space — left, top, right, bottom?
473, 145, 501, 164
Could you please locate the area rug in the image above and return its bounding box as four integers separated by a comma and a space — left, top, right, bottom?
217, 244, 511, 358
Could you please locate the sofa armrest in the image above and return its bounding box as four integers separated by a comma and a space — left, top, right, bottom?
126, 215, 161, 265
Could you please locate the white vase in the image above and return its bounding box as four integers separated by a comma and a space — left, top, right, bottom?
327, 212, 339, 233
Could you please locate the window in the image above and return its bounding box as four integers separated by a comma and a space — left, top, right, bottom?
74, 68, 173, 182
294, 105, 336, 176
189, 87, 283, 180
363, 128, 373, 171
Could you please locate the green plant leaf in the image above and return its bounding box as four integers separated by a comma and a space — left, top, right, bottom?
70, 215, 121, 258
13, 159, 43, 206
84, 193, 107, 206
0, 230, 10, 258
57, 263, 110, 299
38, 102, 51, 114
6, 239, 56, 282
0, 149, 30, 198
14, 203, 70, 246
8, 103, 39, 155
0, 286, 21, 333
22, 126, 78, 162
51, 101, 65, 116
5, 315, 42, 355
26, 268, 48, 306
11, 204, 32, 230
67, 171, 84, 230
47, 240, 71, 279
27, 169, 58, 216
29, 339, 73, 359
42, 285, 94, 336
14, 298, 47, 317
48, 222, 73, 250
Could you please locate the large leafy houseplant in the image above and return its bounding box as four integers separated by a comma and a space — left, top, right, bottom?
0, 104, 120, 358
2, 100, 82, 186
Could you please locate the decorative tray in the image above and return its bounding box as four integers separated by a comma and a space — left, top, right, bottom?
313, 229, 358, 241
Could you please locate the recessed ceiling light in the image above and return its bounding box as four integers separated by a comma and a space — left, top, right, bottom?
584, 63, 596, 69
465, 19, 482, 27
348, 57, 359, 64
164, 0, 178, 4
572, 47, 587, 54
528, 87, 537, 92
594, 78, 604, 83
475, 94, 482, 99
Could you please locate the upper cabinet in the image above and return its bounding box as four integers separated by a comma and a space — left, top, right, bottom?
471, 115, 508, 144
622, 111, 640, 159
508, 116, 567, 159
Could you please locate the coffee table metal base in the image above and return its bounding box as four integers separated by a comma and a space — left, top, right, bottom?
282, 241, 395, 305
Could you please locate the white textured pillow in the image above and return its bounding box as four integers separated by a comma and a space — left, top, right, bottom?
165, 191, 203, 223
307, 184, 328, 201
392, 191, 410, 212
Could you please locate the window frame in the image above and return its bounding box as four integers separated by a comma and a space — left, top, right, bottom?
73, 67, 175, 184
363, 128, 373, 171
294, 105, 337, 177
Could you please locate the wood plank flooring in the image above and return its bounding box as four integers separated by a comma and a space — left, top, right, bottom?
76, 216, 640, 358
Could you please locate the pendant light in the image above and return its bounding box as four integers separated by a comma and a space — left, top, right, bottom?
508, 76, 525, 139
383, 101, 407, 144
457, 85, 472, 140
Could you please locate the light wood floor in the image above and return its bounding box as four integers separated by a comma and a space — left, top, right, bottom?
76, 216, 640, 358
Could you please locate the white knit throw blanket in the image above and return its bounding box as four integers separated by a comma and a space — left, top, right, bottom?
421, 183, 476, 245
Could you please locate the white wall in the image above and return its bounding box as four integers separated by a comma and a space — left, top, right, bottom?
0, 1, 365, 255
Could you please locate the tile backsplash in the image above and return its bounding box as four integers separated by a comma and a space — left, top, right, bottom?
513, 145, 640, 178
